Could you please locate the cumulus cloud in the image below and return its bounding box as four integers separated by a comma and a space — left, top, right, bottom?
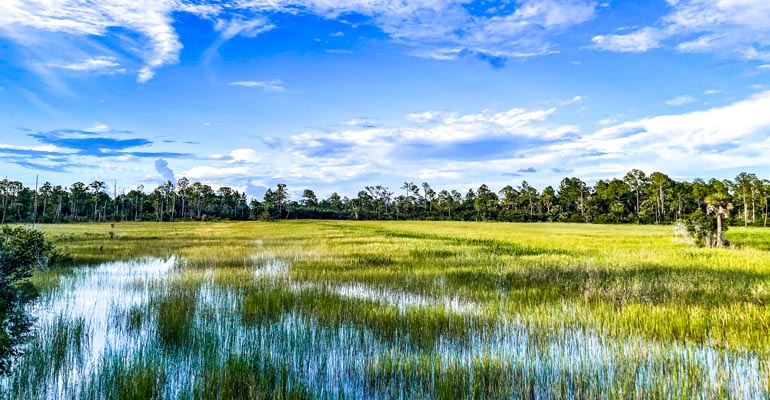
552, 90, 770, 177
228, 148, 261, 163
249, 103, 582, 190
258, 92, 770, 189
272, 106, 577, 161
154, 159, 176, 183
48, 92, 767, 194
174, 101, 585, 191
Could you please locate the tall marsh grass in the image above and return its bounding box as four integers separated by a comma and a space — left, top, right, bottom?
1, 221, 768, 398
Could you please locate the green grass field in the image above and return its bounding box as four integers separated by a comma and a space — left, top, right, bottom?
3, 221, 770, 399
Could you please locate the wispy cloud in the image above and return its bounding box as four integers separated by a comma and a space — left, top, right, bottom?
560, 95, 585, 106
0, 0, 210, 83
592, 27, 664, 53
0, 127, 194, 175
48, 56, 125, 74
229, 80, 286, 92
598, 118, 617, 125
87, 123, 111, 132
665, 95, 697, 106
214, 16, 275, 41
29, 129, 151, 156
0, 125, 201, 183
343, 118, 381, 128
0, 0, 602, 82
593, 0, 770, 62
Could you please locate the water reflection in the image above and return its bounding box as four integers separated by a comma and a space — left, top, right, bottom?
0, 281, 37, 375
0, 255, 767, 399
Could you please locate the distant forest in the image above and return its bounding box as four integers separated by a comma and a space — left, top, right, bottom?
0, 170, 768, 226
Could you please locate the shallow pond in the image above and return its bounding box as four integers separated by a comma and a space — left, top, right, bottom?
1, 255, 767, 399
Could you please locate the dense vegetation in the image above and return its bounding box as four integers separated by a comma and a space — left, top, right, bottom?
2, 221, 769, 398
1, 170, 768, 226
0, 226, 63, 374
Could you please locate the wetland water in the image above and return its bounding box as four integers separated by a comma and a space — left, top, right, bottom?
2, 255, 768, 399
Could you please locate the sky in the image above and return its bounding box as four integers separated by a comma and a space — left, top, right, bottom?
1, 0, 769, 199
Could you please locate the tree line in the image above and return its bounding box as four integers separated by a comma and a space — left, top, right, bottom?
0, 170, 768, 228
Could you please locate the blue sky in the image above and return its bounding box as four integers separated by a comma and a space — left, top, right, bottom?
1, 0, 769, 198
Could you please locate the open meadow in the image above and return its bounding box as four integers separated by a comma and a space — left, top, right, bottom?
2, 221, 770, 399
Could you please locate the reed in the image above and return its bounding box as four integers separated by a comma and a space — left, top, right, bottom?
0, 221, 767, 398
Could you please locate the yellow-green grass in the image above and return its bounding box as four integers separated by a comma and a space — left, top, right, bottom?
32, 221, 770, 349
4, 221, 769, 398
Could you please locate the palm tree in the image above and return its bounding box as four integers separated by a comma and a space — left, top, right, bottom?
705, 191, 733, 248
177, 177, 190, 220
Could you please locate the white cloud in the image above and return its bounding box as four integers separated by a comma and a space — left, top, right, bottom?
665, 95, 697, 106
0, 143, 67, 153
109, 92, 770, 193
598, 118, 617, 125
258, 103, 579, 188
0, 0, 204, 82
182, 165, 254, 180
228, 148, 261, 163
560, 95, 585, 105
171, 101, 585, 191
49, 56, 125, 73
215, 16, 275, 40
229, 80, 286, 92
343, 118, 380, 127
594, 0, 770, 61
0, 0, 602, 83
87, 123, 110, 132
556, 90, 770, 176
704, 89, 721, 95
592, 27, 664, 52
